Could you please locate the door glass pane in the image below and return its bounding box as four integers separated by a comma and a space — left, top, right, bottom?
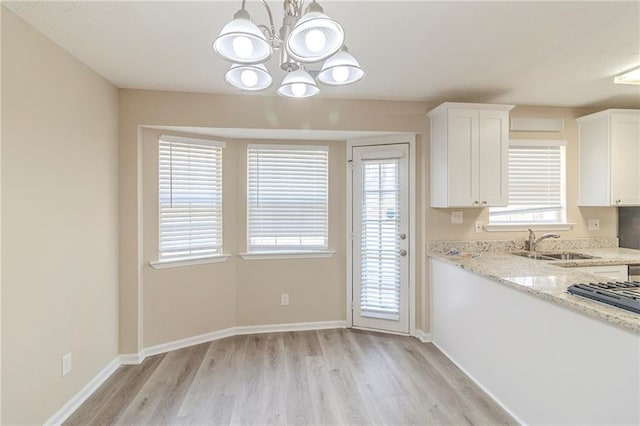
360, 159, 400, 320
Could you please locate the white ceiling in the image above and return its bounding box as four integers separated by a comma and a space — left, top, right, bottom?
4, 1, 640, 108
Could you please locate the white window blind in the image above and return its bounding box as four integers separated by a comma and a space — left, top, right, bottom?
158, 135, 224, 261
247, 145, 328, 251
360, 159, 401, 320
490, 140, 566, 224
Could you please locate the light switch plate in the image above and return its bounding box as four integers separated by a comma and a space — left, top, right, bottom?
451, 211, 463, 224
588, 219, 600, 231
475, 221, 483, 233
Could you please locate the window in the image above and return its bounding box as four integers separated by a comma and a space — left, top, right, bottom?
247, 144, 328, 252
158, 135, 224, 261
490, 140, 566, 224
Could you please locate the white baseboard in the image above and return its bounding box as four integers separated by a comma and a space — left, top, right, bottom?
235, 320, 347, 335
414, 329, 433, 342
142, 327, 236, 359
44, 357, 121, 426
432, 341, 526, 426
127, 320, 348, 365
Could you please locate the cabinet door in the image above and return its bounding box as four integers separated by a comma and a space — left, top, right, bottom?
578, 117, 611, 206
571, 265, 628, 282
611, 113, 640, 205
447, 109, 478, 207
478, 110, 509, 206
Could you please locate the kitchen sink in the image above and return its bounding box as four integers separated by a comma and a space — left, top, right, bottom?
511, 251, 599, 261
541, 252, 598, 260
512, 252, 556, 260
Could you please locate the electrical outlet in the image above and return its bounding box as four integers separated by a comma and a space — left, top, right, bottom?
588, 219, 600, 231
280, 293, 289, 306
62, 353, 72, 377
451, 211, 463, 224
474, 221, 483, 233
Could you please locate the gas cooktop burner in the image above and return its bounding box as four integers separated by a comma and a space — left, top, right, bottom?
568, 281, 640, 314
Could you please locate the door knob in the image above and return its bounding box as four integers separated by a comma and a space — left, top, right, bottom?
399, 249, 407, 257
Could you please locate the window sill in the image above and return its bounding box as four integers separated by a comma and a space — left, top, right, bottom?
239, 250, 336, 260
149, 254, 232, 269
484, 223, 575, 232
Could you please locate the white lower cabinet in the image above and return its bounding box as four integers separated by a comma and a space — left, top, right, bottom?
430, 258, 640, 426
565, 264, 628, 281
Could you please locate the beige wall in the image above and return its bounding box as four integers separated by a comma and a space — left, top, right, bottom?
141, 128, 237, 347
140, 130, 346, 346
232, 139, 347, 327
1, 8, 119, 425
425, 105, 617, 241
122, 90, 616, 352
120, 90, 429, 352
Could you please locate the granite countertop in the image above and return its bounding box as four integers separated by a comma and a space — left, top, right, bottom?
428, 247, 640, 335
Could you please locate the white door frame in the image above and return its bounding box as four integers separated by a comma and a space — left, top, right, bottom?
346, 133, 416, 336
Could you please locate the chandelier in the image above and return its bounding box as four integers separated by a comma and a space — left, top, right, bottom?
212, 0, 364, 98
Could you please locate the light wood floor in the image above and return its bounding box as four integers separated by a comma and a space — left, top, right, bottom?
65, 329, 516, 426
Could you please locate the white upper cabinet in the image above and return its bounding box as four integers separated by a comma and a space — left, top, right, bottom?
428, 102, 514, 208
577, 109, 640, 206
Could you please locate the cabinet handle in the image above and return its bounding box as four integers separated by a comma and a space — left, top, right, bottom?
481, 201, 487, 205
616, 199, 621, 204
473, 201, 479, 206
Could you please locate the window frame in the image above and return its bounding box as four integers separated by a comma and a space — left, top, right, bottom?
150, 135, 230, 269
487, 139, 573, 232
241, 143, 334, 259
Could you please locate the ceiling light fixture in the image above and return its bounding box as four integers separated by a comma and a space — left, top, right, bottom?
317, 46, 364, 86
277, 67, 319, 97
614, 66, 640, 85
212, 0, 364, 98
225, 63, 273, 91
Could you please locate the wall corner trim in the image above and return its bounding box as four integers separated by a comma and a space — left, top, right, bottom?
414, 329, 433, 343
119, 353, 146, 365
43, 357, 121, 426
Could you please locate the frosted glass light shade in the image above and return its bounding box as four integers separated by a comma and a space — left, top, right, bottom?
277, 69, 319, 98
212, 10, 272, 64
286, 2, 344, 63
225, 63, 273, 91
317, 48, 364, 85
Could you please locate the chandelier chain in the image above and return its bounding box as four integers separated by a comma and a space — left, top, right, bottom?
283, 0, 301, 17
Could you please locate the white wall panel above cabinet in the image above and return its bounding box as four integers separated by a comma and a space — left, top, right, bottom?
510, 117, 564, 132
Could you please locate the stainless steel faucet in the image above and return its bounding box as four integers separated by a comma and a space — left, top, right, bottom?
527, 229, 560, 252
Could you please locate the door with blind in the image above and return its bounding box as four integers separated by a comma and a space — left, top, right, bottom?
352, 144, 409, 333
